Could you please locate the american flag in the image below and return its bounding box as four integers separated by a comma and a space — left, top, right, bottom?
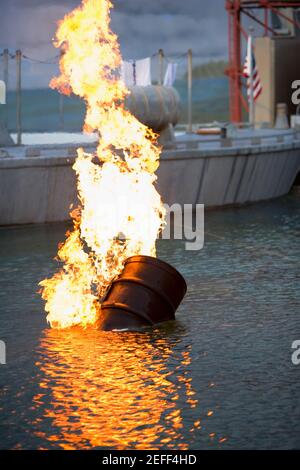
243, 37, 262, 101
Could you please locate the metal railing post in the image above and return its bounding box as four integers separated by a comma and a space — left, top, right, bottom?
16, 49, 22, 145
3, 49, 9, 128
187, 48, 193, 134
59, 94, 64, 131
158, 49, 164, 86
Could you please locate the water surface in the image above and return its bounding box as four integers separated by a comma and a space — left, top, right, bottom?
0, 191, 299, 449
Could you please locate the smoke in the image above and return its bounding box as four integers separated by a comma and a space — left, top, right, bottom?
0, 0, 227, 89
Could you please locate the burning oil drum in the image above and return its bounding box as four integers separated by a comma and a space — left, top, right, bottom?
125, 86, 180, 133
98, 255, 187, 331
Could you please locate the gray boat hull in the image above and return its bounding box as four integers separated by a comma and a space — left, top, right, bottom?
0, 136, 299, 225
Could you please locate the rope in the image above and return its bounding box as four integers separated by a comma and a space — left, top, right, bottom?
2, 49, 191, 65
165, 52, 188, 63
21, 54, 59, 65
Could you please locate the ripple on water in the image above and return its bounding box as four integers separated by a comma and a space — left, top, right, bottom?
0, 192, 299, 449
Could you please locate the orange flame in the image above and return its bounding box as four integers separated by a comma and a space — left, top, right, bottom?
39, 0, 165, 328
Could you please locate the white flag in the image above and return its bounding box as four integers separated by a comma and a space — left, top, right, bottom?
135, 57, 151, 86
121, 58, 151, 87
163, 63, 178, 87
120, 61, 135, 86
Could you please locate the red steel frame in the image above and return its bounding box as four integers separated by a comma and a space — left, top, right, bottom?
225, 0, 300, 123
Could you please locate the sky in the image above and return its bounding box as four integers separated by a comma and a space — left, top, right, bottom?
0, 0, 228, 89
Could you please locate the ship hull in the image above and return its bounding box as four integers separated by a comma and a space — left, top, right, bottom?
0, 133, 300, 225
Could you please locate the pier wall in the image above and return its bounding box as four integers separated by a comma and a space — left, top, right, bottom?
158, 144, 300, 207
0, 142, 300, 225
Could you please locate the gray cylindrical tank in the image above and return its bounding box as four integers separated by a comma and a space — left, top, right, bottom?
125, 86, 180, 132
274, 103, 289, 129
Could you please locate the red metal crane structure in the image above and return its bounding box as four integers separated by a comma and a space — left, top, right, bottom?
226, 0, 300, 123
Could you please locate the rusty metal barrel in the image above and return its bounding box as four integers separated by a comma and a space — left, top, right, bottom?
98, 255, 187, 331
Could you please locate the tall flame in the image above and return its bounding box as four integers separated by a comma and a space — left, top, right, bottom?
39, 0, 165, 328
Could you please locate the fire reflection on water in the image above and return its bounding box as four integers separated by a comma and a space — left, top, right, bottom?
32, 326, 201, 450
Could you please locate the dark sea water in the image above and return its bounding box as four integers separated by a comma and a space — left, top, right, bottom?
2, 77, 229, 133
0, 190, 299, 450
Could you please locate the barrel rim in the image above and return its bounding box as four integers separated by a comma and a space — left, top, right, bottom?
125, 255, 187, 293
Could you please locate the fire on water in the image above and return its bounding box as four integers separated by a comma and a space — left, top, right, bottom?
39, 0, 165, 329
